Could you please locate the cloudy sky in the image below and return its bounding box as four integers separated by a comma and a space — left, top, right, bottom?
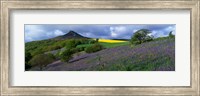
25, 24, 175, 42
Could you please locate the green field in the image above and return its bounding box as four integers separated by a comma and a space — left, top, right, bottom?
76, 41, 130, 49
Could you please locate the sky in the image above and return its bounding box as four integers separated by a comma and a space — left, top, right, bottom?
25, 24, 175, 42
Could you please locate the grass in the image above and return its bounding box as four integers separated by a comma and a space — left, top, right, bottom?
99, 42, 129, 48
87, 37, 175, 71
76, 43, 93, 48
77, 41, 129, 49
30, 37, 175, 71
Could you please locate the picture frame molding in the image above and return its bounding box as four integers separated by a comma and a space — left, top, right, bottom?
1, 0, 199, 95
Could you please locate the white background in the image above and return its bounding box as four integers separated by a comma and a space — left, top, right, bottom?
10, 10, 190, 86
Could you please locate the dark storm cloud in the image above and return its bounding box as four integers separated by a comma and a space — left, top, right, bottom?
65, 25, 111, 38
25, 24, 175, 42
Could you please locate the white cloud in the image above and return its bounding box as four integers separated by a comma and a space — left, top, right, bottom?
25, 25, 66, 42
164, 26, 176, 35
133, 29, 139, 33
25, 24, 176, 42
110, 26, 128, 38
25, 25, 47, 42
151, 30, 168, 37
25, 36, 33, 42
111, 32, 117, 38
151, 31, 163, 37
54, 30, 65, 36
46, 32, 53, 37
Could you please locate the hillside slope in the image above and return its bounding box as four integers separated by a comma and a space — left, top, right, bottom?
40, 38, 175, 71
52, 30, 88, 40
25, 31, 90, 57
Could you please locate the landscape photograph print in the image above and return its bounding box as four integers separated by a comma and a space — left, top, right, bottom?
25, 24, 175, 71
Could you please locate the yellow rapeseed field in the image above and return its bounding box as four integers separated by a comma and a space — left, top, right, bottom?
98, 39, 127, 43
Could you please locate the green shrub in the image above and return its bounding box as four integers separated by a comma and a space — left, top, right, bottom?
60, 49, 73, 62
29, 54, 55, 70
88, 40, 96, 44
65, 39, 77, 49
70, 48, 80, 53
78, 39, 96, 44
46, 53, 56, 60
55, 50, 61, 59
25, 52, 32, 64
85, 43, 104, 53
47, 45, 62, 51
77, 47, 85, 52
31, 48, 45, 56
131, 41, 141, 45
79, 39, 88, 44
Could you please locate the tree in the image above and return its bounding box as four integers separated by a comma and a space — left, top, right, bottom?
29, 54, 55, 70
130, 29, 153, 45
25, 52, 32, 64
168, 31, 175, 38
96, 38, 99, 43
89, 39, 96, 44
25, 52, 32, 70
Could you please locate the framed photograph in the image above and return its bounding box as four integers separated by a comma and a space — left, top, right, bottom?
1, 0, 199, 95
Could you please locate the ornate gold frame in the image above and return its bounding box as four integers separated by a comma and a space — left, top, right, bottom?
1, 0, 199, 95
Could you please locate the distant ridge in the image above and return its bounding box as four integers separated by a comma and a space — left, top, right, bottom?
52, 30, 88, 40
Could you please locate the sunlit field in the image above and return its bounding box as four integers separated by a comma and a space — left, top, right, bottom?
98, 39, 127, 43
77, 40, 129, 49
